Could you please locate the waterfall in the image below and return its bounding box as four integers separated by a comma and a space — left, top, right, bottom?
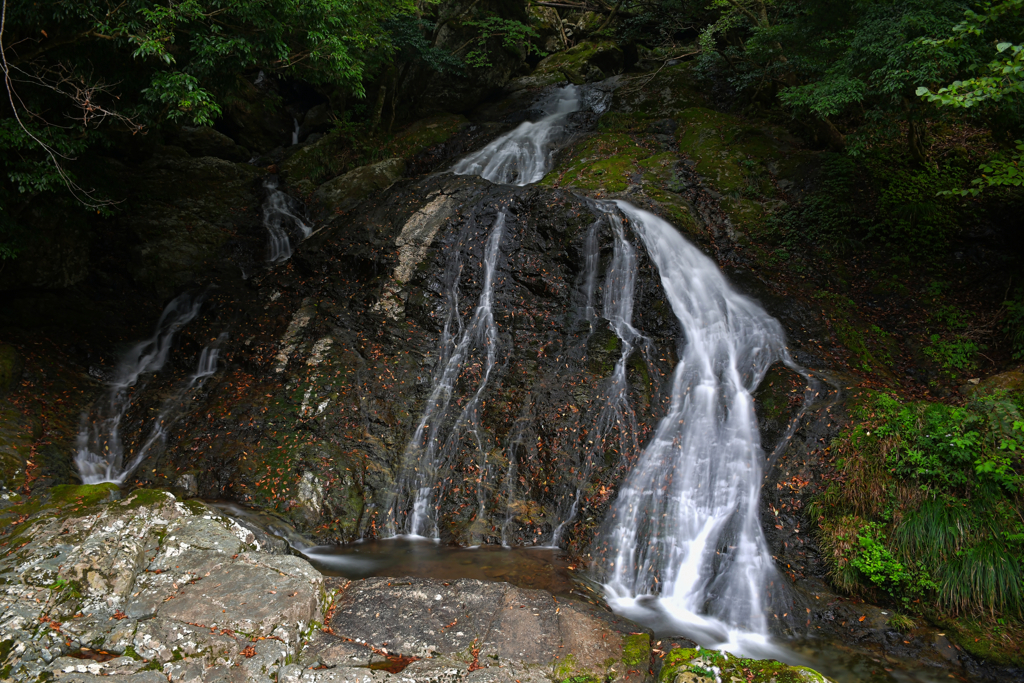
262, 178, 311, 263
549, 204, 646, 546
388, 211, 507, 538
408, 80, 795, 653
595, 202, 790, 652
74, 295, 225, 485
452, 86, 582, 185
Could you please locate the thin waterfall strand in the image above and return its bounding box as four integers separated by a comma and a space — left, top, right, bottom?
263, 178, 311, 263
550, 205, 644, 545
75, 294, 206, 484
389, 212, 507, 538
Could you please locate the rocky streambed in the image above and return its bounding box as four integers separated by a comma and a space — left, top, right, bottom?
0, 489, 830, 683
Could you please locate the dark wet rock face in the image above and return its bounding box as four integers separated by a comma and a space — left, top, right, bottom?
144, 171, 679, 552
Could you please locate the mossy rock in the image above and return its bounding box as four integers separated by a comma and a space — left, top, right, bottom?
621, 633, 651, 667
533, 40, 623, 84
659, 647, 833, 683
541, 128, 676, 194
281, 114, 466, 185
0, 345, 23, 396
962, 365, 1024, 397
612, 62, 707, 117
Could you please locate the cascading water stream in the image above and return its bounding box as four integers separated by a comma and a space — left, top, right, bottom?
396, 80, 798, 656
388, 211, 507, 539
549, 204, 646, 546
262, 178, 312, 263
595, 202, 791, 654
74, 295, 225, 485
452, 86, 582, 185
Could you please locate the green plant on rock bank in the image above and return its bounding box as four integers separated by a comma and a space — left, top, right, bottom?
810, 390, 1024, 625
462, 17, 545, 68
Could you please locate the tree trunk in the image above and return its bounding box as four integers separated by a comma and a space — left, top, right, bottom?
817, 117, 846, 152
371, 84, 387, 133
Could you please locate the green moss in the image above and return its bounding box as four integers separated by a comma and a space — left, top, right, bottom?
658, 647, 829, 683
46, 483, 120, 509
119, 488, 173, 508
384, 114, 466, 160
533, 41, 621, 84
620, 633, 650, 667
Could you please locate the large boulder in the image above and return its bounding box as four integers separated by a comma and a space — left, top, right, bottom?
0, 487, 324, 682
310, 157, 405, 219
515, 40, 627, 88
169, 125, 252, 162
103, 148, 262, 295
220, 76, 294, 153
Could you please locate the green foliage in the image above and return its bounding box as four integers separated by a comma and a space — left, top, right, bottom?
0, 0, 425, 212
812, 391, 1024, 617
887, 611, 917, 632
850, 523, 937, 604
462, 17, 544, 69
916, 0, 1024, 109
869, 158, 965, 256
765, 153, 864, 253
1003, 290, 1024, 360
385, 14, 466, 76
142, 73, 222, 126
941, 139, 1024, 196
923, 334, 982, 375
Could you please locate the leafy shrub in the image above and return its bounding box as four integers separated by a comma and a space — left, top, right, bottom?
811, 391, 1024, 617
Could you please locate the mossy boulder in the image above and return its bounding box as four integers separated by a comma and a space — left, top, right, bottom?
281, 114, 465, 190
659, 647, 832, 683
612, 62, 707, 116
540, 114, 680, 195
310, 157, 405, 220
531, 40, 624, 85
962, 365, 1024, 397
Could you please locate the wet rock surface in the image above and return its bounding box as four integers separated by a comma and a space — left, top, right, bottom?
0, 489, 323, 682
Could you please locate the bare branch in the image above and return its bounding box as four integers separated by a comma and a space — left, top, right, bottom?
0, 0, 126, 207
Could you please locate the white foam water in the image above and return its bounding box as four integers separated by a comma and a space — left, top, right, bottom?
451, 86, 582, 185
262, 178, 311, 263
595, 202, 791, 655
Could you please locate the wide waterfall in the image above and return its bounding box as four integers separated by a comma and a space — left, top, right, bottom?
596, 202, 790, 654
74, 295, 224, 485
426, 83, 796, 653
